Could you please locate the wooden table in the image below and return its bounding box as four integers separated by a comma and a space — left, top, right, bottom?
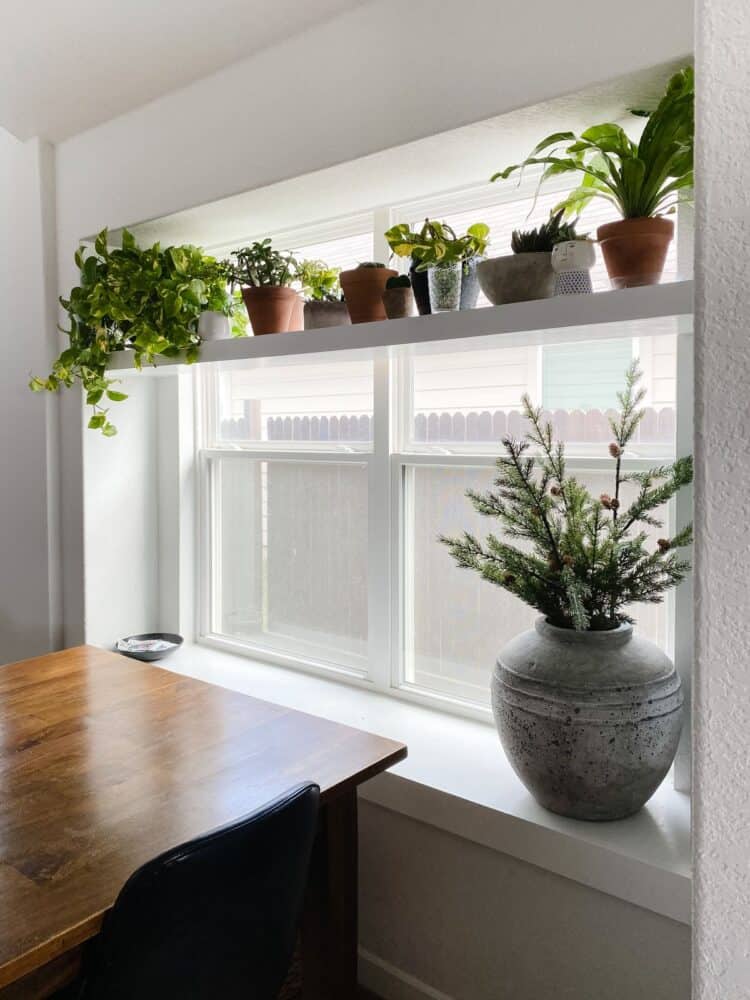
0, 645, 406, 998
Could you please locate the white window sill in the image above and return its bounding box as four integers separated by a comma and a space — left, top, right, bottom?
163, 641, 690, 926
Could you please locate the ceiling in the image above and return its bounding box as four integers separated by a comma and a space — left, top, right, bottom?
1, 0, 369, 142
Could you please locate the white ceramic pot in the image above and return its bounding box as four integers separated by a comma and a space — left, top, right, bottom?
552, 240, 596, 295
198, 310, 231, 341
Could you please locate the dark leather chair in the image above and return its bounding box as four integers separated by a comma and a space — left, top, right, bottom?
58, 782, 319, 1000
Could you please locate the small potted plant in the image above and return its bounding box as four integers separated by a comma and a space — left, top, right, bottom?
297, 259, 350, 329
491, 66, 693, 288
477, 210, 578, 305
339, 262, 397, 324
30, 229, 231, 436
197, 258, 243, 340
441, 362, 693, 820
551, 237, 596, 295
385, 219, 490, 314
382, 274, 416, 319
228, 239, 301, 335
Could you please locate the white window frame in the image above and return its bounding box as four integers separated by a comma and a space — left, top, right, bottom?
196, 346, 685, 727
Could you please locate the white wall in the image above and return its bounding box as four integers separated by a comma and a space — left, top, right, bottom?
359, 802, 690, 1000
693, 2, 750, 997
0, 130, 60, 662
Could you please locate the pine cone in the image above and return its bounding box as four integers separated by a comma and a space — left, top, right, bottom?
657, 538, 671, 552
609, 443, 622, 458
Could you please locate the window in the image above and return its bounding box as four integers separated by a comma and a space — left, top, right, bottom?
196, 177, 689, 717
199, 329, 681, 717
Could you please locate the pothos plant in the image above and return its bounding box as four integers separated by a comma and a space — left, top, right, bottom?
31, 229, 232, 435
491, 67, 694, 220
296, 259, 341, 301
441, 362, 693, 631
385, 219, 490, 271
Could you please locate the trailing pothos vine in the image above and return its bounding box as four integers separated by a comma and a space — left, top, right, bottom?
31, 229, 234, 435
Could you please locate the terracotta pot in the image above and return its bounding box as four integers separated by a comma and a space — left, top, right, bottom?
241, 286, 299, 336
339, 267, 397, 324
382, 286, 416, 320
303, 300, 351, 330
290, 294, 304, 332
597, 217, 674, 289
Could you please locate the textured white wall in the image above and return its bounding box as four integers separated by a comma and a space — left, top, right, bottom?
693, 1, 750, 996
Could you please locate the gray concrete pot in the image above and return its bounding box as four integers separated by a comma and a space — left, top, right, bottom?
303, 300, 351, 330
478, 253, 555, 305
492, 619, 683, 821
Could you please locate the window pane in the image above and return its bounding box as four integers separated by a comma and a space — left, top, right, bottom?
542, 340, 635, 411
293, 231, 374, 272
214, 457, 368, 666
407, 338, 676, 453
215, 358, 374, 446
404, 464, 670, 707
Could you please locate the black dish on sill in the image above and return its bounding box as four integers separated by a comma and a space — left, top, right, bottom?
116, 632, 184, 662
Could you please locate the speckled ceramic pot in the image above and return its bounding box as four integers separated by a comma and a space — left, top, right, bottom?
492, 619, 683, 821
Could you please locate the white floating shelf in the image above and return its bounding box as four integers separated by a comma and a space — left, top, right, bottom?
109, 281, 693, 375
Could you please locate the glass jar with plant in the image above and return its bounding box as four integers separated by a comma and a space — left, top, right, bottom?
440, 362, 693, 820
227, 239, 301, 335
339, 262, 397, 324
384, 218, 490, 314
491, 66, 693, 288
296, 259, 350, 330
477, 210, 579, 305
30, 229, 234, 436
382, 274, 416, 320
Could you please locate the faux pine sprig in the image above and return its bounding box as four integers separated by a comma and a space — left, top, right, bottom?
440, 362, 693, 631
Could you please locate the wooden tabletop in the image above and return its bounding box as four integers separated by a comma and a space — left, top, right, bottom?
0, 645, 406, 988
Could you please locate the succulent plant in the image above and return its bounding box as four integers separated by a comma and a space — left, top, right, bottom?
357, 261, 387, 268
511, 210, 581, 254
385, 274, 412, 289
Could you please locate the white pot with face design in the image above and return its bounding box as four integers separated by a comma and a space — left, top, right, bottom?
551, 239, 596, 295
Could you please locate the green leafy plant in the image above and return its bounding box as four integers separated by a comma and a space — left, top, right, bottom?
511, 210, 581, 253
385, 219, 490, 271
30, 229, 230, 436
491, 67, 694, 220
228, 239, 297, 287
385, 274, 412, 289
297, 259, 342, 302
440, 362, 693, 631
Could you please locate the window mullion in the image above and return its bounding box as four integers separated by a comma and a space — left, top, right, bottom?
367, 356, 392, 690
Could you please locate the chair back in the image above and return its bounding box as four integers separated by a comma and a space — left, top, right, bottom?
80, 782, 319, 999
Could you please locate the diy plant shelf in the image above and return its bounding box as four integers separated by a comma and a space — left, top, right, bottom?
108, 281, 693, 375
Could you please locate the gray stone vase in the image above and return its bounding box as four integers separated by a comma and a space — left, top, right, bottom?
477, 253, 555, 305
492, 619, 684, 821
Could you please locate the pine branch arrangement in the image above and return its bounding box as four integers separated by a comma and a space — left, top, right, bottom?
440, 362, 693, 631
